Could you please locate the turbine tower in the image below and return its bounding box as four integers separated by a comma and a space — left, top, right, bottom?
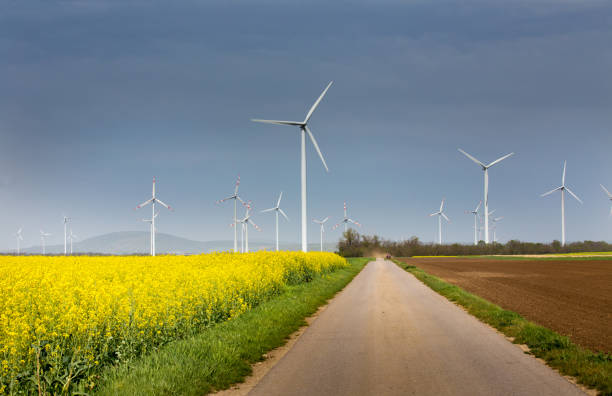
63, 216, 71, 255
217, 176, 244, 252
313, 217, 329, 252
40, 230, 51, 255
541, 161, 582, 246
252, 82, 332, 252
68, 229, 78, 255
135, 177, 173, 256
332, 202, 361, 233
261, 192, 289, 251
458, 149, 514, 244
465, 201, 482, 245
601, 184, 612, 215
429, 199, 450, 244
15, 228, 23, 255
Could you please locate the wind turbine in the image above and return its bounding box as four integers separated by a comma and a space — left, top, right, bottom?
541, 161, 582, 246
332, 202, 361, 233
217, 176, 244, 252
142, 212, 158, 255
465, 201, 482, 245
458, 149, 514, 244
238, 203, 260, 253
252, 82, 332, 252
135, 177, 173, 256
601, 184, 612, 215
68, 229, 78, 255
15, 228, 23, 255
261, 192, 289, 251
40, 230, 51, 255
63, 216, 71, 255
313, 217, 329, 252
429, 199, 450, 244
491, 216, 503, 243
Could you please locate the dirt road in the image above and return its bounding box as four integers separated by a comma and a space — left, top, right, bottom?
248, 259, 585, 396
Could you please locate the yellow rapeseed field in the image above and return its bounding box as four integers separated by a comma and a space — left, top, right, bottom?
0, 252, 346, 394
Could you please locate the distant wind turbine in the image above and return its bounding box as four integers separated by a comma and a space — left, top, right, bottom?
15, 228, 23, 255
491, 216, 503, 243
601, 184, 612, 215
40, 230, 51, 255
332, 202, 361, 233
142, 212, 158, 256
238, 203, 260, 253
466, 201, 482, 245
261, 192, 289, 251
458, 149, 514, 244
217, 176, 244, 252
69, 229, 77, 255
313, 217, 329, 252
63, 216, 71, 255
135, 177, 173, 256
252, 82, 332, 252
541, 161, 582, 246
430, 199, 450, 244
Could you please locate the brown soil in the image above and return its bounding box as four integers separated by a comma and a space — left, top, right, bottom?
400, 257, 612, 354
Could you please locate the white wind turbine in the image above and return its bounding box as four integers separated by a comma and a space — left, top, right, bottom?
313, 217, 329, 252
68, 229, 77, 255
237, 203, 261, 253
261, 192, 289, 251
135, 177, 173, 256
15, 228, 23, 255
465, 201, 482, 245
541, 161, 582, 246
430, 199, 450, 244
458, 149, 514, 244
601, 184, 612, 215
491, 216, 503, 243
40, 230, 51, 255
142, 212, 158, 256
332, 202, 361, 233
63, 216, 71, 255
217, 176, 244, 252
252, 82, 332, 252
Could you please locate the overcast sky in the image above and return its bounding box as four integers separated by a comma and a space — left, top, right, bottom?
1, 0, 611, 250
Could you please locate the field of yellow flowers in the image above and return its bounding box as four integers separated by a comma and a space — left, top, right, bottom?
0, 252, 346, 394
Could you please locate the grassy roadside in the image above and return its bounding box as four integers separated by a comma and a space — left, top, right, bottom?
392, 259, 612, 396
96, 257, 370, 395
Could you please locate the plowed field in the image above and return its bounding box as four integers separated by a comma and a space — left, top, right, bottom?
399, 257, 612, 354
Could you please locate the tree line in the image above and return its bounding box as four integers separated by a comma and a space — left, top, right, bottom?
337, 229, 612, 257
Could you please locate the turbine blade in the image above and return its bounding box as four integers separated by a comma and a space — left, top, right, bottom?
440, 199, 445, 212
249, 220, 261, 231
322, 217, 329, 223
458, 149, 485, 168
260, 208, 275, 213
441, 213, 450, 222
303, 81, 333, 124
216, 195, 235, 204
136, 198, 153, 209
429, 212, 439, 217
278, 208, 289, 221
487, 152, 514, 168
562, 160, 567, 186
540, 187, 562, 197
332, 223, 342, 230
565, 187, 583, 204
305, 125, 329, 172
475, 200, 482, 212
601, 184, 612, 198
277, 191, 283, 207
235, 175, 241, 195
348, 219, 361, 227
156, 199, 173, 210
251, 119, 304, 126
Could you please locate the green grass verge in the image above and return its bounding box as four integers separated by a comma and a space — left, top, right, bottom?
393, 259, 612, 396
96, 257, 370, 396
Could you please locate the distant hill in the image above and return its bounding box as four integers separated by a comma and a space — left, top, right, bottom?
16, 231, 337, 255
